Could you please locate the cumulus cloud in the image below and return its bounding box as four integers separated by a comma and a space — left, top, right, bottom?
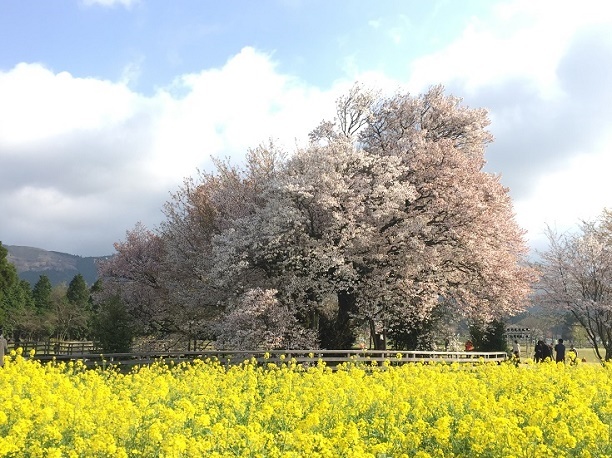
0, 48, 340, 255
0, 63, 141, 145
487, 26, 612, 247
403, 0, 612, 249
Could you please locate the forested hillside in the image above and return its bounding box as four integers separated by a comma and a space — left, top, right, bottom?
5, 245, 106, 286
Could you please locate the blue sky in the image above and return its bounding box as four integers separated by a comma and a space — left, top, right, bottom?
1, 0, 611, 256
1, 1, 476, 93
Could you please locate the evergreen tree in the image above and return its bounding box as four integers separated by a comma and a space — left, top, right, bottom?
0, 242, 22, 333
0, 242, 19, 303
9, 280, 35, 343
67, 274, 90, 309
89, 279, 103, 313
93, 294, 134, 353
32, 275, 53, 312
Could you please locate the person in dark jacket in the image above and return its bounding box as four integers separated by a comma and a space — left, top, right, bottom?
534, 340, 552, 363
555, 338, 566, 363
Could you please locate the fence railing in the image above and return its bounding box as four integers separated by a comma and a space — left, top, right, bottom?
31, 349, 508, 370
17, 340, 99, 355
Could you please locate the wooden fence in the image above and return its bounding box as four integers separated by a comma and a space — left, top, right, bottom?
31, 349, 508, 371
17, 340, 99, 355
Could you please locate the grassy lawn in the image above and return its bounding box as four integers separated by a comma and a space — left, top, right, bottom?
574, 347, 606, 363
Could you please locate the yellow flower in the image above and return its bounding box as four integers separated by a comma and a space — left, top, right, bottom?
1, 350, 611, 456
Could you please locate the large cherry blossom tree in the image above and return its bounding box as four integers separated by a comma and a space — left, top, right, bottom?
209, 85, 536, 349
101, 84, 537, 350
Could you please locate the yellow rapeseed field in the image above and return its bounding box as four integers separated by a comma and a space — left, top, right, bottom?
1, 349, 611, 457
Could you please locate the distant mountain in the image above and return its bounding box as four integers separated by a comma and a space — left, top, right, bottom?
5, 245, 110, 286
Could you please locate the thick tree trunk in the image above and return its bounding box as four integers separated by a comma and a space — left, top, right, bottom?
369, 319, 387, 350
318, 290, 357, 349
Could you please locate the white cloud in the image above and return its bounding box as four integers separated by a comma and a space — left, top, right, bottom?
0, 63, 142, 146
0, 47, 341, 255
407, 0, 612, 97
148, 47, 336, 184
120, 58, 144, 87
80, 0, 139, 8
514, 144, 612, 252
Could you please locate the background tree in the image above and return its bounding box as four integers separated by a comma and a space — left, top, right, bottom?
92, 293, 135, 353
50, 284, 90, 341
538, 209, 612, 361
89, 279, 103, 312
67, 274, 90, 309
156, 151, 276, 348
469, 319, 507, 352
32, 275, 53, 312
0, 241, 20, 330
97, 223, 168, 336
0, 242, 36, 340
0, 242, 18, 293
388, 301, 457, 350
2, 279, 35, 344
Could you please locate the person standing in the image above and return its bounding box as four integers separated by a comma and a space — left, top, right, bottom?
0, 329, 9, 367
555, 338, 566, 363
568, 345, 578, 365
512, 340, 521, 359
535, 340, 544, 362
